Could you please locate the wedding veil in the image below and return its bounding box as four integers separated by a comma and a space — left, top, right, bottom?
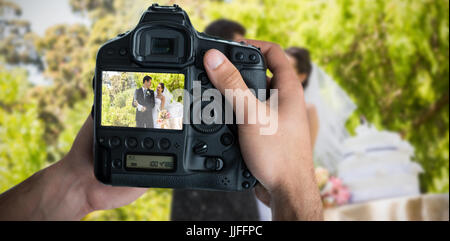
304, 63, 356, 173
162, 88, 183, 119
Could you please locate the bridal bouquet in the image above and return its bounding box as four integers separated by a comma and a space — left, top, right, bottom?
315, 167, 351, 208
158, 109, 171, 128
158, 109, 171, 121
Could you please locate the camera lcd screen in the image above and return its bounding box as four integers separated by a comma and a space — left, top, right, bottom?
101, 71, 185, 130
126, 154, 175, 170
151, 38, 175, 55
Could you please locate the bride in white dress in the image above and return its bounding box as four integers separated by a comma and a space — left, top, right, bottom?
152, 83, 183, 130
285, 47, 356, 173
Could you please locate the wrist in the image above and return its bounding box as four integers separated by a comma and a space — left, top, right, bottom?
38, 158, 93, 220
0, 157, 92, 220
269, 159, 323, 221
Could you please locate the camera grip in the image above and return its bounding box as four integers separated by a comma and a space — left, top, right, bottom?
240, 69, 267, 101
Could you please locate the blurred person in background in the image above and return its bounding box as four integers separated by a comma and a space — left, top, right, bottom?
170, 19, 260, 221
204, 19, 246, 42
285, 47, 356, 174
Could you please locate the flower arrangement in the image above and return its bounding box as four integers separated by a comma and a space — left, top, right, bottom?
315, 167, 351, 208
158, 109, 170, 121
157, 109, 171, 128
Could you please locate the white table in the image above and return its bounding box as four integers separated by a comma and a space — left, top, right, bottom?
324, 194, 449, 221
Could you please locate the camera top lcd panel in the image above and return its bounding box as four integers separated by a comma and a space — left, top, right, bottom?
93, 4, 267, 191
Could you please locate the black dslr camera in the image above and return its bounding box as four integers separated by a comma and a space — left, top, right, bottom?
93, 4, 266, 191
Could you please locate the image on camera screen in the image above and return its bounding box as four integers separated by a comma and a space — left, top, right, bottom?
101, 71, 185, 130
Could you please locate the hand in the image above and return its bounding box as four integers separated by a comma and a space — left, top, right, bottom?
61, 116, 147, 213
203, 40, 323, 220
134, 100, 138, 106
142, 106, 146, 112
0, 116, 147, 220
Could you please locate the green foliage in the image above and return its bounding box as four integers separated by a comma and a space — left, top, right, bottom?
0, 66, 47, 192
102, 87, 135, 127
83, 189, 172, 221
32, 23, 90, 156
0, 0, 43, 69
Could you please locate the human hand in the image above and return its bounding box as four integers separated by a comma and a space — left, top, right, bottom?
60, 116, 147, 214
203, 40, 323, 220
0, 115, 147, 220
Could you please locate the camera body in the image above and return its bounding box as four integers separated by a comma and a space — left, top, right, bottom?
93, 4, 266, 191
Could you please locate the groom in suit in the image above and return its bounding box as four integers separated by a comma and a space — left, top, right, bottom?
132, 75, 155, 128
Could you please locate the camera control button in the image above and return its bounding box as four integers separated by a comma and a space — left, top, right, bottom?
242, 181, 251, 189
106, 48, 114, 55
249, 54, 258, 62
204, 157, 223, 171
198, 73, 209, 85
143, 138, 154, 149
98, 136, 107, 146
112, 159, 122, 169
243, 170, 252, 179
119, 48, 127, 56
109, 137, 121, 148
159, 138, 171, 150
220, 133, 234, 146
193, 142, 208, 154
235, 52, 245, 61
126, 137, 138, 149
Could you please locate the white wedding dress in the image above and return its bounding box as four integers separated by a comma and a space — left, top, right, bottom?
256, 63, 357, 221
305, 63, 357, 173
152, 90, 184, 130
152, 96, 162, 129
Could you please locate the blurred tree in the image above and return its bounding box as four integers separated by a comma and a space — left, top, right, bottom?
0, 64, 47, 192
0, 0, 43, 69
31, 24, 90, 155
70, 0, 115, 16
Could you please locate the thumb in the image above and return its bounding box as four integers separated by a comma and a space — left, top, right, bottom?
204, 49, 259, 118
204, 49, 250, 95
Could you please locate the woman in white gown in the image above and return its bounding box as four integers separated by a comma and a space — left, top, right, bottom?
152, 83, 183, 130
285, 47, 356, 173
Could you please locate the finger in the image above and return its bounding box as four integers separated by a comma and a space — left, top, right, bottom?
203, 49, 259, 119
204, 49, 249, 93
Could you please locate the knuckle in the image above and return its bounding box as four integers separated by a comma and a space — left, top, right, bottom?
270, 43, 283, 52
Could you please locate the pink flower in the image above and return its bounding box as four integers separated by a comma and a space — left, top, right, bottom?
329, 177, 351, 205
330, 176, 342, 187
320, 176, 351, 207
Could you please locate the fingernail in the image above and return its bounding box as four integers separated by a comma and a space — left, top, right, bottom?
205, 50, 225, 70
